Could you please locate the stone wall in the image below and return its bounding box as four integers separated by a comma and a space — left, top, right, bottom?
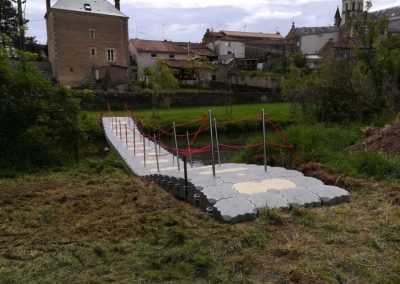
78, 90, 282, 110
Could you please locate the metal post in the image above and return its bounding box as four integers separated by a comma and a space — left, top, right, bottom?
125, 124, 128, 147
158, 131, 161, 155
173, 122, 180, 171
154, 134, 160, 173
172, 134, 175, 165
143, 134, 146, 167
186, 131, 193, 168
133, 119, 136, 156
208, 110, 216, 177
115, 118, 118, 136
183, 156, 188, 188
119, 121, 122, 139
262, 109, 267, 172
214, 118, 221, 166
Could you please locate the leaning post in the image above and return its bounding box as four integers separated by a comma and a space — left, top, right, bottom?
214, 118, 221, 166
154, 134, 160, 173
173, 122, 181, 171
208, 110, 216, 177
186, 131, 193, 168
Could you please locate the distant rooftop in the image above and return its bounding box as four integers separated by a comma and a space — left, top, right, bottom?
51, 0, 128, 18
204, 30, 284, 41
289, 26, 339, 37
130, 39, 187, 54
371, 6, 400, 19
221, 30, 284, 40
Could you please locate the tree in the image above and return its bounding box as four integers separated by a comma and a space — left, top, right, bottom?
0, 45, 90, 170
0, 0, 19, 48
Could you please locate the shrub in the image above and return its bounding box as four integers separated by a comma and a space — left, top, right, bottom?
0, 47, 94, 170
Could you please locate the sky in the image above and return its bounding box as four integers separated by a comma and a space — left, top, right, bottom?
25, 0, 400, 44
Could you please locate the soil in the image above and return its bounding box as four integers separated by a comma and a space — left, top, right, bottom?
346, 118, 400, 156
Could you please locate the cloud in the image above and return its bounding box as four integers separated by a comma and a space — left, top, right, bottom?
25, 0, 400, 44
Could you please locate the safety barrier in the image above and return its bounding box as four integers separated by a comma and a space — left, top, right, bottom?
106, 102, 294, 178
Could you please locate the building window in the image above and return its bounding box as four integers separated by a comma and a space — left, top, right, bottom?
107, 49, 116, 62
169, 54, 175, 59
90, 47, 97, 57
151, 53, 157, 58
352, 2, 355, 11
227, 42, 231, 47
89, 29, 95, 39
346, 3, 348, 11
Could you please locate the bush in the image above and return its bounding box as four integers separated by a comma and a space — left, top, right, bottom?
0, 47, 94, 170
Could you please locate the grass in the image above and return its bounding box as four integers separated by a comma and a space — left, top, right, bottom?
87, 102, 294, 130
237, 123, 400, 181
0, 155, 399, 283
2, 103, 399, 282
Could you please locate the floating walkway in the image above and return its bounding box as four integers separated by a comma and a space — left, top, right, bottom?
103, 116, 350, 224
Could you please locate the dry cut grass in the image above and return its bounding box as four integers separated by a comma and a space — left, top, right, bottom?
0, 154, 399, 283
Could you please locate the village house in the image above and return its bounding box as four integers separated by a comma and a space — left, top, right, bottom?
129, 39, 187, 79
288, 1, 400, 60
202, 30, 286, 70
45, 0, 129, 87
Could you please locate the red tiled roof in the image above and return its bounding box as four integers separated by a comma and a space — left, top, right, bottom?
130, 39, 186, 54
175, 42, 217, 57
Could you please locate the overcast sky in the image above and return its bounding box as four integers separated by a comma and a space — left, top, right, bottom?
25, 0, 399, 44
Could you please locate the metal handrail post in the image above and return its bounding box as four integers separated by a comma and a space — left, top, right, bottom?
173, 122, 180, 171
186, 131, 193, 168
262, 109, 267, 172
143, 134, 146, 167
214, 118, 221, 166
154, 134, 160, 173
208, 110, 216, 177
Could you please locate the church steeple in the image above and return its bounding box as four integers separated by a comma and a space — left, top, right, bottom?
334, 6, 342, 27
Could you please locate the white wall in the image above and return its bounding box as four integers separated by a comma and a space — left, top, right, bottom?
206, 40, 245, 59
129, 44, 187, 78
299, 32, 339, 55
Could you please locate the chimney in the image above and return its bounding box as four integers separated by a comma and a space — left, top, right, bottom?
115, 0, 120, 10
46, 0, 51, 11
207, 28, 210, 33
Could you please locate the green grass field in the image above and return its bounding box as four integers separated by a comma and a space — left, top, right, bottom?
87, 102, 294, 128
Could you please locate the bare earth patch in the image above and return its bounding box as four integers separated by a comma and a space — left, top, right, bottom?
346, 118, 400, 156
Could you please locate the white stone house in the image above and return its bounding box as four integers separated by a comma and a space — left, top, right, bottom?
129, 39, 187, 79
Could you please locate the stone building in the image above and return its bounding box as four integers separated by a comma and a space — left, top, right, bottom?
45, 0, 129, 87
288, 0, 400, 59
129, 39, 188, 79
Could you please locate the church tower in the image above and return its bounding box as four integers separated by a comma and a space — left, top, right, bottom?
341, 0, 364, 25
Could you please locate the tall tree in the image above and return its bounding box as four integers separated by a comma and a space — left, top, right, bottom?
0, 0, 19, 47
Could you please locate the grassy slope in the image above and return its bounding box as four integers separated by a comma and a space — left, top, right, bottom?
1, 104, 399, 282
0, 155, 399, 283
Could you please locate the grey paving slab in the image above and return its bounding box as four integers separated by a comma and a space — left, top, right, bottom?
279, 186, 322, 208
102, 117, 350, 224
307, 185, 351, 205
241, 191, 291, 210
213, 197, 258, 224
